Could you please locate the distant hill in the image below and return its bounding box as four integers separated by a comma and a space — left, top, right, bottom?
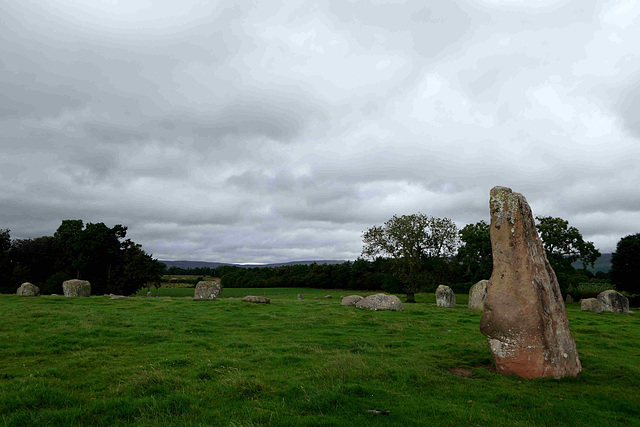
160, 259, 349, 270
571, 253, 612, 273
162, 253, 613, 273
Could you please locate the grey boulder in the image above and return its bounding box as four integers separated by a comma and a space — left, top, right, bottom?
597, 290, 629, 313
436, 285, 456, 308
242, 295, 270, 304
581, 298, 602, 313
194, 281, 222, 301
63, 279, 91, 297
341, 295, 364, 306
16, 282, 40, 297
468, 280, 488, 311
355, 293, 404, 311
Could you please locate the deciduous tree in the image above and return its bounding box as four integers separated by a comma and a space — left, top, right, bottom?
362, 214, 459, 302
610, 233, 640, 294
0, 229, 12, 293
535, 216, 600, 292
457, 220, 492, 282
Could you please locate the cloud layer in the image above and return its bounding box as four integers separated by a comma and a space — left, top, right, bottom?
2, 0, 639, 261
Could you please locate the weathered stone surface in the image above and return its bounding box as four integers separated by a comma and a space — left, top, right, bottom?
480, 186, 581, 379
324, 295, 332, 299
581, 298, 602, 313
341, 295, 364, 306
63, 279, 91, 298
565, 294, 574, 304
436, 285, 456, 308
16, 282, 40, 297
297, 294, 303, 300
468, 280, 488, 311
242, 295, 270, 304
597, 290, 629, 313
193, 281, 222, 301
355, 293, 404, 311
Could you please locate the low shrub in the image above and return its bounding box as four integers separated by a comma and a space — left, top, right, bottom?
567, 281, 614, 300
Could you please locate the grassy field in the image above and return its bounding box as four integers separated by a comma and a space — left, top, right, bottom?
1, 289, 638, 426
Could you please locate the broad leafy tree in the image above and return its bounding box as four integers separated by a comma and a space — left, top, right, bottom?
457, 220, 492, 282
52, 219, 85, 279
10, 236, 56, 292
610, 233, 640, 294
1, 220, 163, 295
362, 213, 459, 302
535, 216, 600, 292
0, 229, 12, 293
113, 240, 165, 295
535, 216, 600, 268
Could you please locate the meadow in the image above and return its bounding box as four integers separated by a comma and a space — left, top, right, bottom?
1, 289, 638, 426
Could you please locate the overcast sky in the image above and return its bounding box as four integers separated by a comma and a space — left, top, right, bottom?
1, 1, 639, 263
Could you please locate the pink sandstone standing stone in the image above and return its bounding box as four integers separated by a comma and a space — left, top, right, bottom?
480, 186, 581, 379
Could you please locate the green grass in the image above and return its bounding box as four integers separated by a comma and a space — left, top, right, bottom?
1, 290, 638, 426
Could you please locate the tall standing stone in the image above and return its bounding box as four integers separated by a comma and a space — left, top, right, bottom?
480, 186, 581, 379
468, 280, 488, 311
435, 285, 456, 308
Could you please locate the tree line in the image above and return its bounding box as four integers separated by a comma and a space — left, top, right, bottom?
0, 220, 164, 295
3, 215, 636, 298
165, 214, 617, 298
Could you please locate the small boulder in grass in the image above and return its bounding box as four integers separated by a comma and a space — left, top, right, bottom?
581, 298, 602, 313
324, 295, 332, 299
297, 294, 303, 300
63, 279, 91, 297
356, 293, 404, 311
194, 281, 222, 301
597, 290, 629, 313
341, 295, 364, 306
242, 295, 270, 304
565, 294, 574, 304
16, 282, 40, 297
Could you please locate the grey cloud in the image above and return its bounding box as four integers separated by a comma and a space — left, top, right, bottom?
327, 1, 476, 59
2, 1, 640, 261
617, 78, 640, 138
